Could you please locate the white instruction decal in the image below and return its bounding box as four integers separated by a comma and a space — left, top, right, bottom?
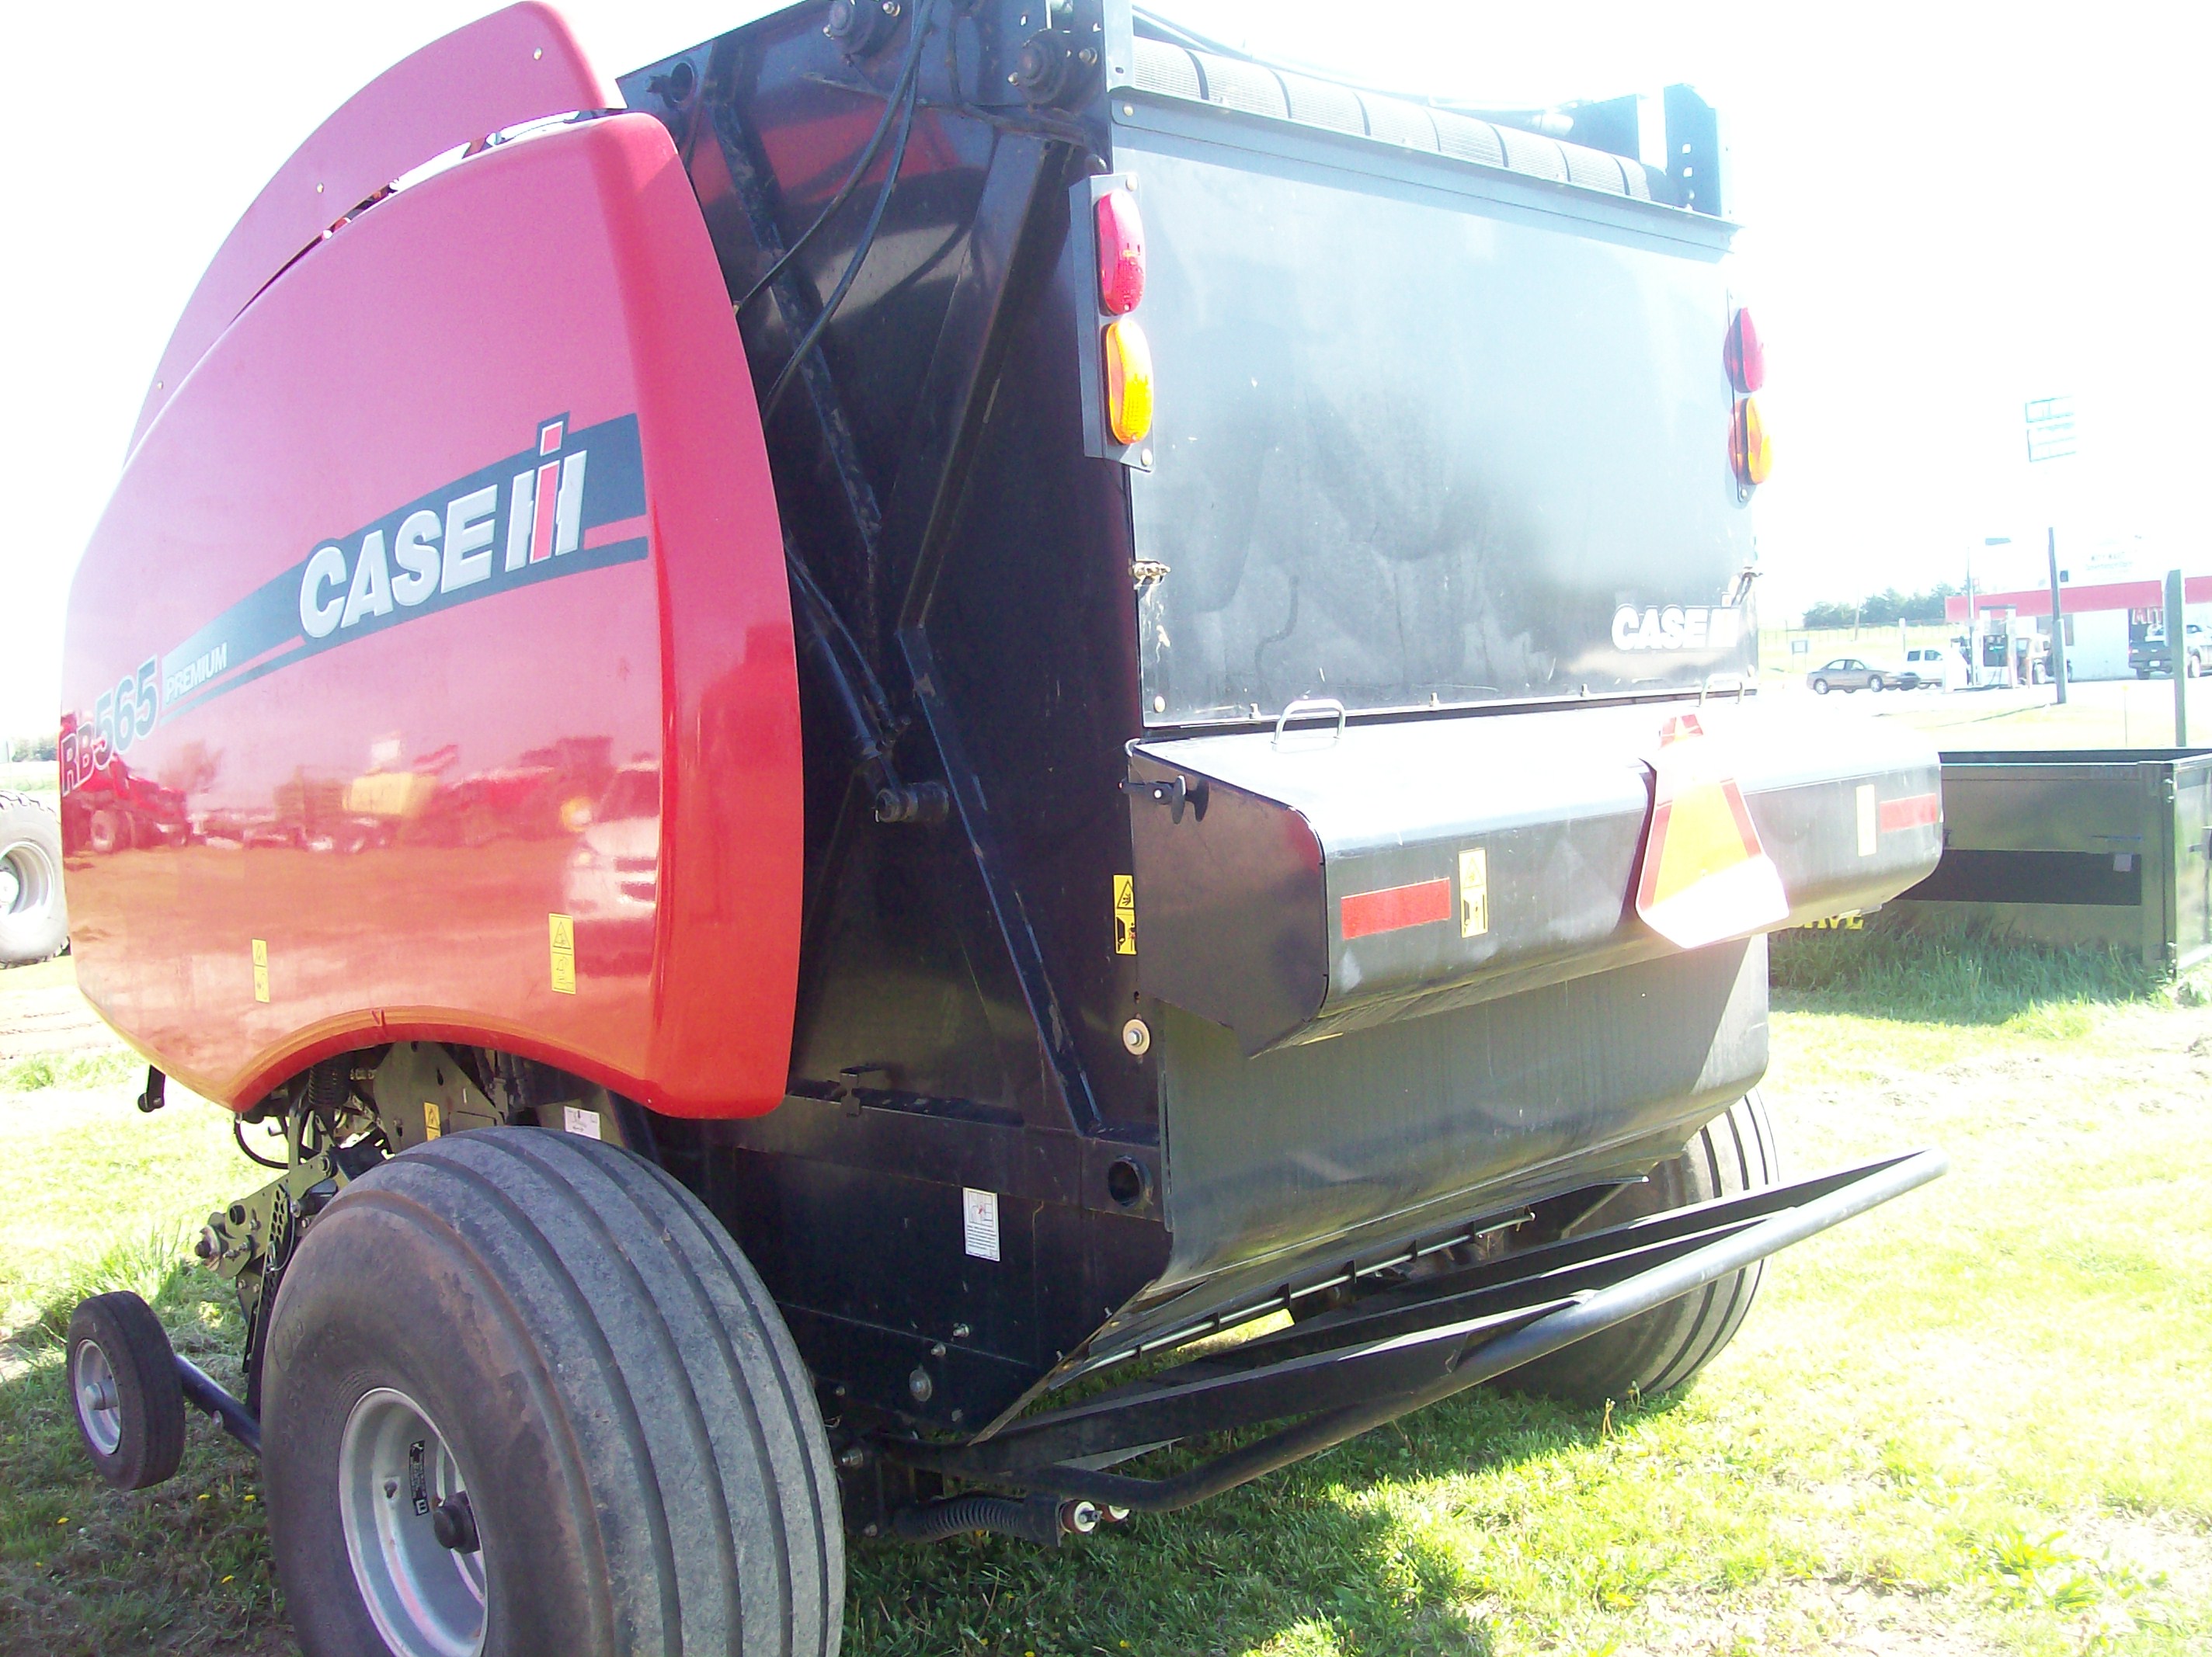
962, 1188, 1000, 1262
563, 1105, 603, 1141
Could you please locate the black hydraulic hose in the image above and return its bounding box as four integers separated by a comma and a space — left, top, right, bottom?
785, 548, 893, 728
734, 12, 934, 316
789, 556, 900, 788
760, 6, 930, 423
234, 1117, 287, 1170
892, 1493, 1063, 1546
914, 1148, 1949, 1514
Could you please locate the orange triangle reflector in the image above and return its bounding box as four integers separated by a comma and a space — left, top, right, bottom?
1635, 714, 1789, 950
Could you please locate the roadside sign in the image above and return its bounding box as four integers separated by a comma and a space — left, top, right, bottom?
2024, 394, 2076, 464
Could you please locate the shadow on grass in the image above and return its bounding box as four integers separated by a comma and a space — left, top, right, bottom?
1770, 913, 2171, 1027
2, 1246, 1654, 1657
0, 1259, 281, 1657
844, 1382, 1666, 1657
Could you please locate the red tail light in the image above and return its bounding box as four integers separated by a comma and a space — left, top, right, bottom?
1095, 188, 1146, 315
1724, 307, 1765, 393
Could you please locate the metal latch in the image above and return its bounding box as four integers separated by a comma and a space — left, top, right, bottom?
1122, 773, 1206, 824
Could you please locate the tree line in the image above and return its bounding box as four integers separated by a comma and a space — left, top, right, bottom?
1799, 584, 1960, 629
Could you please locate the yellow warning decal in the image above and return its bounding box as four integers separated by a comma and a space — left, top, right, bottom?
1113, 875, 1136, 956
251, 938, 270, 1003
1459, 849, 1489, 939
423, 1099, 443, 1140
549, 912, 576, 995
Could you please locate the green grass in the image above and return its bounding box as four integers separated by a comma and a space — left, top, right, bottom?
4, 936, 2209, 1655
1772, 913, 2176, 1031
0, 759, 58, 795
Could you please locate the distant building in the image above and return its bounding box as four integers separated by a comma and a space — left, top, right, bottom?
1946, 575, 2212, 681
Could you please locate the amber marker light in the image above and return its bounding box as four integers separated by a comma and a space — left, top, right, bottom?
1095, 188, 1146, 314
1104, 318, 1154, 445
1730, 395, 1772, 486
1724, 307, 1765, 392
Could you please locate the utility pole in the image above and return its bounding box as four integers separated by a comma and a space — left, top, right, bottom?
2167, 568, 2189, 747
2046, 529, 2068, 704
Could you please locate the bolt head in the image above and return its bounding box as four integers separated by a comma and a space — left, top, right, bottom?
907, 1366, 934, 1403
1122, 1017, 1152, 1057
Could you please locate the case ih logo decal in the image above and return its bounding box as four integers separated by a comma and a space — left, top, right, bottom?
1611, 604, 1746, 652
65, 415, 645, 785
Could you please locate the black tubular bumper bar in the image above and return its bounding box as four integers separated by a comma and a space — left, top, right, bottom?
883, 1148, 1946, 1512
176, 1355, 261, 1455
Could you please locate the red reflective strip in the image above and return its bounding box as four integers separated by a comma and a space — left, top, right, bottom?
530, 459, 561, 561
1879, 793, 1939, 832
1340, 877, 1452, 940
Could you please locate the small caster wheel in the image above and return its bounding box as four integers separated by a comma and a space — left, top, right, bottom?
68, 1291, 186, 1489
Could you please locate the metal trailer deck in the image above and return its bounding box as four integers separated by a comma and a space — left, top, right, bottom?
1890, 748, 2212, 971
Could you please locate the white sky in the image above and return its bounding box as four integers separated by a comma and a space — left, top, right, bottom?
5, 0, 2209, 738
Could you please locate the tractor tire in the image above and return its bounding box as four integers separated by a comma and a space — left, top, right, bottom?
0, 792, 68, 966
67, 1291, 186, 1490
263, 1127, 843, 1657
1497, 1093, 1778, 1408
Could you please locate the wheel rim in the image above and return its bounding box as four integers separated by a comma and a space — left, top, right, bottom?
71, 1339, 123, 1456
338, 1388, 487, 1657
2, 838, 56, 919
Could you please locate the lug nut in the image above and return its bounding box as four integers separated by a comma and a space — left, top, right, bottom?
907, 1367, 934, 1403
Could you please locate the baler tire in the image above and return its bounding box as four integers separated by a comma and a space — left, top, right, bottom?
262, 1127, 843, 1657
0, 792, 68, 966
1494, 1093, 1778, 1409
66, 1291, 186, 1490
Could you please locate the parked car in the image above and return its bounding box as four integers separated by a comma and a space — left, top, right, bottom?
1808, 658, 1911, 693
2132, 622, 2208, 679
1902, 647, 1954, 686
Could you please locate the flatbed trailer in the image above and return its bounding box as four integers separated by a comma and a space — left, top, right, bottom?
58, 5, 1943, 1652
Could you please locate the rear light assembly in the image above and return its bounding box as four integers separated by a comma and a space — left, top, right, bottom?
1730, 395, 1772, 486
1725, 306, 1769, 491
1723, 307, 1764, 392
1095, 188, 1146, 315
1104, 318, 1154, 444
1078, 173, 1154, 467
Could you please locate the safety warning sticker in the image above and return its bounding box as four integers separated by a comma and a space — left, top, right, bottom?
1459, 848, 1490, 938
549, 912, 576, 995
563, 1104, 601, 1140
1113, 874, 1136, 955
962, 1187, 1001, 1262
251, 938, 270, 1003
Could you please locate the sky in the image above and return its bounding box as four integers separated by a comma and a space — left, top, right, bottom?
5, 0, 2209, 740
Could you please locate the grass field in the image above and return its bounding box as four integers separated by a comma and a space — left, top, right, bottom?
0, 761, 57, 796
2, 933, 2208, 1656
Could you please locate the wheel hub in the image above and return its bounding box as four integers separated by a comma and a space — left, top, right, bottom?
71, 1340, 123, 1455
337, 1388, 486, 1657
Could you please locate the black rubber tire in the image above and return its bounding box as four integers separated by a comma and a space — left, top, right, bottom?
1810, 679, 1829, 695
263, 1127, 843, 1657
1497, 1093, 1778, 1408
0, 792, 68, 966
66, 1291, 186, 1490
